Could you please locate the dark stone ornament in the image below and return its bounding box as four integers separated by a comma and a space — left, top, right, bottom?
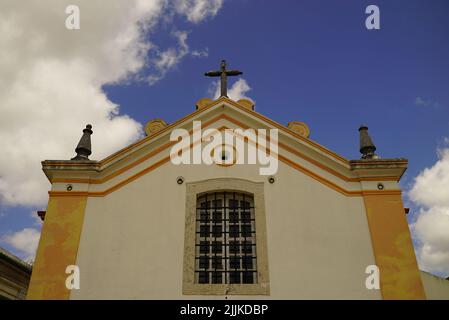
71, 124, 93, 161
359, 125, 377, 159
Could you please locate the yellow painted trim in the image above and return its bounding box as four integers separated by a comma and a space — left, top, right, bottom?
51, 115, 223, 184
26, 195, 87, 300
49, 124, 403, 198
219, 114, 401, 182
51, 114, 401, 190
100, 98, 222, 165
362, 194, 426, 299
221, 97, 350, 164
48, 149, 401, 199
51, 157, 171, 197
50, 98, 407, 189
279, 155, 401, 197
54, 97, 350, 169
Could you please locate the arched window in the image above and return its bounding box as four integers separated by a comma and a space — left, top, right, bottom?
195, 192, 257, 284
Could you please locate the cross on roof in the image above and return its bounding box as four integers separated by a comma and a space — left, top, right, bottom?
204, 60, 243, 98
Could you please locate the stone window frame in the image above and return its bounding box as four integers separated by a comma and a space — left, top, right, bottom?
183, 178, 270, 295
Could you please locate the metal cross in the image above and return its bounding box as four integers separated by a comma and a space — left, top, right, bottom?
204, 60, 243, 97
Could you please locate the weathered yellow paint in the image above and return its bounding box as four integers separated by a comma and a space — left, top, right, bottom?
363, 194, 426, 299
27, 195, 87, 300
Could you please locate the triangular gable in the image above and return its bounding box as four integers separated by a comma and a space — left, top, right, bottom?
100, 96, 350, 169
43, 97, 407, 197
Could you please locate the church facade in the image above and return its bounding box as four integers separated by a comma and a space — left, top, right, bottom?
27, 94, 430, 300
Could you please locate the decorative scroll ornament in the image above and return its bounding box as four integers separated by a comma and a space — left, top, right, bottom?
195, 98, 213, 110
144, 119, 168, 136
237, 99, 255, 110
287, 121, 310, 138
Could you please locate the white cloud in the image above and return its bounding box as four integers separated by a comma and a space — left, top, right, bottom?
191, 48, 209, 58
409, 148, 449, 208
148, 31, 210, 84
30, 210, 44, 227
210, 78, 252, 101
2, 228, 41, 262
174, 0, 224, 23
409, 148, 449, 276
228, 79, 252, 101
0, 0, 223, 207
415, 97, 441, 109
148, 30, 190, 85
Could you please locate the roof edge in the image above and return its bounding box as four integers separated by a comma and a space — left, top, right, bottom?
0, 247, 32, 273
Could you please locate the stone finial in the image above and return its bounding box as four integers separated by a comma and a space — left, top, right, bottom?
288, 121, 310, 138
144, 119, 167, 136
359, 125, 377, 159
71, 124, 93, 161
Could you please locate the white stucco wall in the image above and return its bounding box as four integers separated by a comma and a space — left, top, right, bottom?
420, 271, 449, 300
70, 158, 380, 299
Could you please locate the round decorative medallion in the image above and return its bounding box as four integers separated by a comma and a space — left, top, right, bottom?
144, 119, 168, 136
195, 98, 213, 110
287, 121, 310, 138
237, 99, 255, 110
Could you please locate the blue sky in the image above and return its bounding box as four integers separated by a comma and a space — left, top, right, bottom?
1, 0, 448, 275
107, 0, 449, 179
105, 0, 449, 219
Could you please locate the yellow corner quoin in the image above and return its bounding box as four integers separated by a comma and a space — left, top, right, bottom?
26, 195, 87, 300
363, 194, 426, 300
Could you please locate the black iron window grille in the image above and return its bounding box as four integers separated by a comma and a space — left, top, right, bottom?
195, 192, 257, 284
